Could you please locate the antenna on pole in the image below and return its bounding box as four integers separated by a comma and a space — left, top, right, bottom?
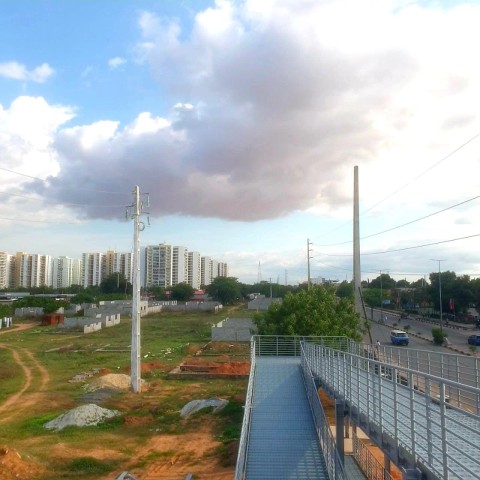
307, 239, 313, 290
127, 186, 149, 393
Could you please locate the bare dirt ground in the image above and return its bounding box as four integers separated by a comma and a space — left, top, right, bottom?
0, 337, 243, 480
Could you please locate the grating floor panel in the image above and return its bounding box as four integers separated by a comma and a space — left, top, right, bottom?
245, 356, 329, 479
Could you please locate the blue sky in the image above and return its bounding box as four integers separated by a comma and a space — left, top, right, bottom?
1, 0, 480, 285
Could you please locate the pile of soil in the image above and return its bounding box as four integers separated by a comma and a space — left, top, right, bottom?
0, 446, 45, 480
85, 373, 146, 392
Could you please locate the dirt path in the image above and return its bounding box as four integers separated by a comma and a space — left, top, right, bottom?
0, 344, 50, 424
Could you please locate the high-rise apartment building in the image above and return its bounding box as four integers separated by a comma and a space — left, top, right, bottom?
81, 253, 105, 288
218, 262, 229, 278
200, 256, 212, 286
144, 244, 172, 288
0, 251, 8, 289
188, 251, 202, 289
106, 250, 133, 283
52, 256, 82, 289
172, 246, 189, 286
12, 252, 53, 288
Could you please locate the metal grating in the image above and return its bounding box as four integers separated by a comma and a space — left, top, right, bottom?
245, 356, 329, 479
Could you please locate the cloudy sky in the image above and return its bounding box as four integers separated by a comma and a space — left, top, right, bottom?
1, 0, 479, 285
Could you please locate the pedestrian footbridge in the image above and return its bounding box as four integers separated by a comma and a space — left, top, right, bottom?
234, 336, 480, 480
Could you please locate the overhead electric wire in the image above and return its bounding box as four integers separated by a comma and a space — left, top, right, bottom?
361, 132, 480, 215
361, 233, 480, 256
315, 232, 480, 258
0, 215, 80, 225
0, 190, 127, 207
311, 131, 480, 243
317, 194, 480, 247
0, 166, 127, 195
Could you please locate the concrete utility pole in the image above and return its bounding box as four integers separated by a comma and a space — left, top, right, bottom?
128, 186, 148, 393
353, 166, 362, 316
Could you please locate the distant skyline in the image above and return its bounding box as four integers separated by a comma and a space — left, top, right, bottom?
1, 0, 480, 286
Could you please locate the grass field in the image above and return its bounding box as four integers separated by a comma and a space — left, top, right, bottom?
0, 308, 252, 479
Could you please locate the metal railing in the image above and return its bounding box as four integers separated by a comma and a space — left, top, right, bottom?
352, 429, 392, 480
253, 335, 353, 357
304, 342, 480, 479
301, 342, 347, 480
362, 343, 480, 410
234, 337, 257, 480
235, 336, 352, 480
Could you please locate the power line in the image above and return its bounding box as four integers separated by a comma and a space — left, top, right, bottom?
0, 190, 127, 207
311, 131, 480, 243
0, 166, 127, 194
0, 215, 80, 224
361, 132, 480, 215
317, 194, 480, 247
362, 233, 480, 256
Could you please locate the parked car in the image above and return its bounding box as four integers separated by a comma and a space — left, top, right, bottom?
467, 334, 480, 346
390, 329, 409, 346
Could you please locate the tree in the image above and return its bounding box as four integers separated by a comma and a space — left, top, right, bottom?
205, 277, 242, 305
253, 285, 361, 340
369, 274, 396, 290
336, 281, 353, 299
70, 292, 96, 305
14, 297, 68, 314
100, 273, 132, 295
170, 282, 194, 301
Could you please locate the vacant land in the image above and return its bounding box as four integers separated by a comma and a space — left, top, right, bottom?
0, 310, 250, 479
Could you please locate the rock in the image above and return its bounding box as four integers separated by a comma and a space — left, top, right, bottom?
180, 398, 228, 417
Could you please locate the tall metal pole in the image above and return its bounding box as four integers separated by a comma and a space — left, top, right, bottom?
353, 166, 362, 316
131, 186, 141, 392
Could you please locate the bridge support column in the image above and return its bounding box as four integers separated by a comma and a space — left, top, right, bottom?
384, 454, 391, 478
335, 400, 345, 466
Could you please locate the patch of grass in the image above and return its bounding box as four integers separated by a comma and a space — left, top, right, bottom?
63, 456, 117, 476
0, 311, 249, 475
0, 349, 24, 401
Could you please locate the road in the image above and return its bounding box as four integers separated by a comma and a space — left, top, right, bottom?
364, 308, 477, 355
362, 310, 480, 392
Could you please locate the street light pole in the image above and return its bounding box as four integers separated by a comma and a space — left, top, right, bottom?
431, 259, 446, 332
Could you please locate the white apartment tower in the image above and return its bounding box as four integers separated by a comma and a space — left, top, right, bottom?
52, 256, 81, 288
53, 256, 74, 289
81, 253, 105, 288
144, 244, 172, 288
188, 251, 202, 289
218, 262, 228, 277
200, 256, 212, 286
0, 251, 8, 289
172, 246, 189, 286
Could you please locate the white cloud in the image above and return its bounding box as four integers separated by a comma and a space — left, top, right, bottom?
108, 57, 127, 69
5, 0, 480, 235
0, 61, 54, 83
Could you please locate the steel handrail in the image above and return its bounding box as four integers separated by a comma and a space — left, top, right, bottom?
305, 342, 480, 479
234, 337, 257, 480
300, 342, 347, 480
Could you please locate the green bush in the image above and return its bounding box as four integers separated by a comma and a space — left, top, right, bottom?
432, 327, 446, 345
